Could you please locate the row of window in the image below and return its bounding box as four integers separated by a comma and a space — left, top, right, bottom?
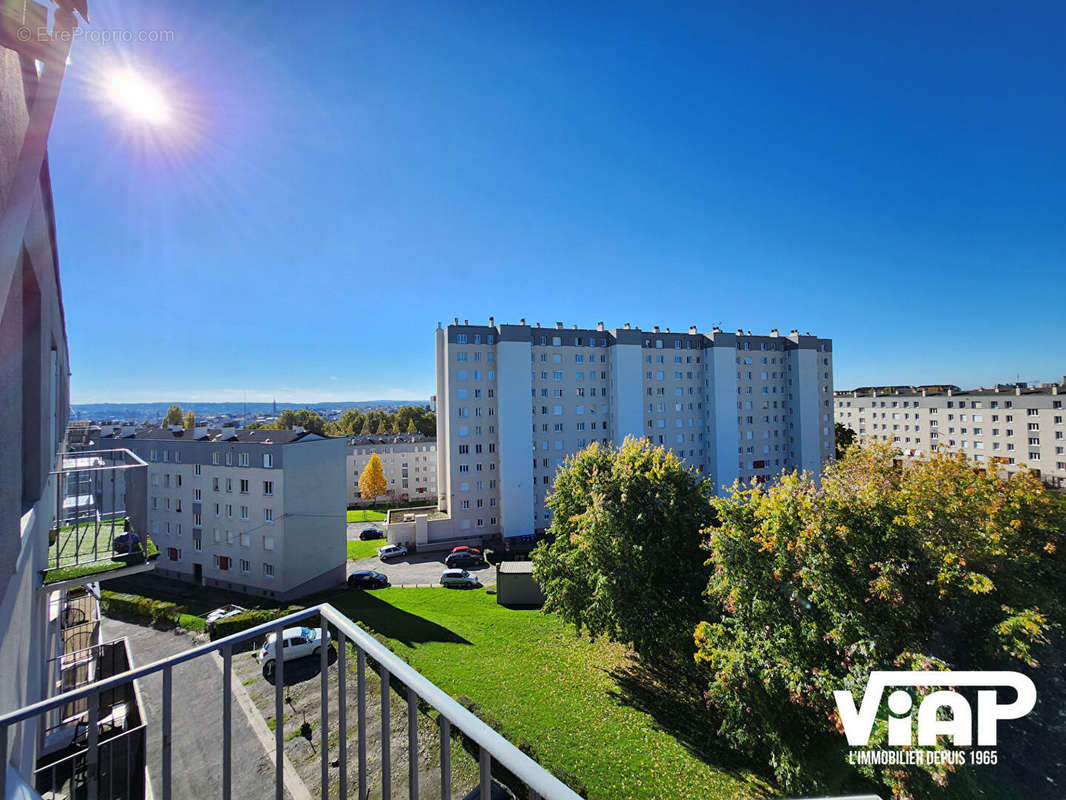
149, 449, 274, 468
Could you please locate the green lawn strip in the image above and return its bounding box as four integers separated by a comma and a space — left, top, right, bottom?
321, 587, 771, 800
346, 539, 382, 560
346, 509, 387, 522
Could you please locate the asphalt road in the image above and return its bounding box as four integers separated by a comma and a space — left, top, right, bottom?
347, 551, 496, 587
101, 617, 304, 800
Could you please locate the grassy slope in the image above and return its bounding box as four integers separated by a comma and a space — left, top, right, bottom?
347, 509, 387, 522
323, 587, 770, 800
346, 539, 382, 560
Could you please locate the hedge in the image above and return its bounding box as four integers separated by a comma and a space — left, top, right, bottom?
209, 606, 305, 639
99, 590, 189, 628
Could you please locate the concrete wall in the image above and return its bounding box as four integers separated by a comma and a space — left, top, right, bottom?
495, 337, 535, 538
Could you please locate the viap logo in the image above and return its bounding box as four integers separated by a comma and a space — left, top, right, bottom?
834, 671, 1036, 767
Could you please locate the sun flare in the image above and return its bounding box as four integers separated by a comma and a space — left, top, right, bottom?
108, 69, 170, 125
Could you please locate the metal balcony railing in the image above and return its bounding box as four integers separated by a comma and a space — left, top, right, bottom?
0, 603, 584, 800
47, 449, 150, 579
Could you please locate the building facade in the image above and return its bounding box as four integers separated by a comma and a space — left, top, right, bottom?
835, 383, 1066, 488
92, 426, 347, 601
347, 435, 437, 505
435, 318, 834, 540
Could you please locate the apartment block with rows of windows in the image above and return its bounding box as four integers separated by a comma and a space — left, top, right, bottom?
835, 382, 1066, 488
347, 435, 438, 505
435, 317, 834, 539
89, 425, 347, 600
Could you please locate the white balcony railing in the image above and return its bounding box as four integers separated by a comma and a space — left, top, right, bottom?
0, 603, 584, 800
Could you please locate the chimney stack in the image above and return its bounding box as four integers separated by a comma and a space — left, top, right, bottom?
623, 322, 631, 330
688, 325, 698, 335
519, 317, 525, 325
653, 325, 660, 333
555, 322, 563, 329
596, 321, 604, 331
488, 315, 494, 326
453, 317, 459, 325
770, 328, 779, 337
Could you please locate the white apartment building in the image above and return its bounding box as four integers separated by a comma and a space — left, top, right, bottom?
835, 383, 1066, 488
92, 425, 347, 601
434, 317, 833, 541
347, 435, 438, 505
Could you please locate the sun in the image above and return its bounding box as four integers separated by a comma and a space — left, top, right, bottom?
108, 69, 170, 125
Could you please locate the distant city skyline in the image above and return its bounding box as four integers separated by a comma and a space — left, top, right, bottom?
49, 1, 1065, 404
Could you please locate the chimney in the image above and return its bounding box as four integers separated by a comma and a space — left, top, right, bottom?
572, 324, 578, 330
488, 316, 494, 326
596, 321, 604, 331
464, 319, 469, 325
653, 326, 660, 333
711, 326, 721, 333
220, 426, 236, 440
1015, 386, 1022, 395
555, 322, 563, 330
736, 329, 743, 336
623, 322, 631, 330
770, 328, 779, 337
1052, 384, 1059, 395
519, 317, 525, 326
535, 321, 541, 327
688, 325, 697, 335
665, 327, 671, 333
453, 317, 459, 325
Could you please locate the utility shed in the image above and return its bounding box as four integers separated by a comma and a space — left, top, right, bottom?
495, 561, 544, 607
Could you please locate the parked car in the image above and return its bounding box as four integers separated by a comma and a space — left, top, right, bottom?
377, 544, 408, 561
112, 531, 141, 554
257, 626, 330, 675
449, 545, 481, 555
205, 604, 247, 626
444, 551, 484, 568
440, 569, 481, 589
358, 527, 385, 540
347, 570, 389, 589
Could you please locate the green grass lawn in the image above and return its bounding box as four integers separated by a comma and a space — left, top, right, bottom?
346, 539, 382, 560
319, 587, 772, 800
346, 509, 387, 523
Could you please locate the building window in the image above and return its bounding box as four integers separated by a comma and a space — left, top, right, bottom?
264, 508, 274, 523
214, 555, 231, 571
240, 559, 250, 574
240, 479, 249, 494
263, 480, 273, 495
264, 563, 275, 578
263, 453, 273, 469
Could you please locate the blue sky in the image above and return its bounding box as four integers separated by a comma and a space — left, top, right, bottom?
49, 0, 1065, 404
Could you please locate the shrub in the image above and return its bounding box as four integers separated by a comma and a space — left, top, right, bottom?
210, 606, 305, 639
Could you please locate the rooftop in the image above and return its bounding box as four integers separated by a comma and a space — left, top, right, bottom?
99, 426, 323, 444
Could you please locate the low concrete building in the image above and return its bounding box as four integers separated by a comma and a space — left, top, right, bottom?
495, 561, 544, 607
347, 435, 437, 505
92, 426, 347, 601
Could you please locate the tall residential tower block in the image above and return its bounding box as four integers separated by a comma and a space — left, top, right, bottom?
435, 318, 834, 540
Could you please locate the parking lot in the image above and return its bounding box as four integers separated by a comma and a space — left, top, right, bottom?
347, 550, 496, 587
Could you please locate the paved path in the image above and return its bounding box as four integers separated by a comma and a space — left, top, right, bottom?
101, 617, 309, 800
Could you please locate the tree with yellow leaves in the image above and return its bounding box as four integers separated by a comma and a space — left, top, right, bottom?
358, 453, 388, 502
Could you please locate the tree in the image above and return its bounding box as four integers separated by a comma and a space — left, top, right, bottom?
336, 409, 365, 435
834, 421, 856, 459
183, 411, 195, 430
532, 437, 717, 665
694, 443, 1065, 797
162, 405, 183, 427
406, 419, 418, 434
274, 408, 326, 436
374, 418, 390, 435
359, 453, 388, 501
359, 417, 374, 436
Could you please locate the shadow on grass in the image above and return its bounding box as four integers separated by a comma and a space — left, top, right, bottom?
605, 660, 774, 788
262, 645, 339, 687
315, 588, 472, 648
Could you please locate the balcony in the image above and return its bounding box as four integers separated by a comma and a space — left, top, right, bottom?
0, 603, 588, 800
45, 450, 153, 588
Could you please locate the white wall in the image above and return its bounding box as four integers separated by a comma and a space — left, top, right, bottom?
496, 339, 535, 537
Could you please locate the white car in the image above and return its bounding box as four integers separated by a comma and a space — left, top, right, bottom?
205, 604, 246, 626
440, 569, 480, 589
377, 544, 408, 561
256, 626, 330, 674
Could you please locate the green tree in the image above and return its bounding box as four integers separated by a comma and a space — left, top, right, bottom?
183, 411, 195, 430
336, 409, 365, 435
694, 443, 1065, 797
374, 418, 390, 435
274, 408, 326, 436
162, 404, 183, 427
406, 419, 418, 434
533, 437, 716, 665
359, 417, 374, 436
359, 453, 388, 501
834, 421, 856, 459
